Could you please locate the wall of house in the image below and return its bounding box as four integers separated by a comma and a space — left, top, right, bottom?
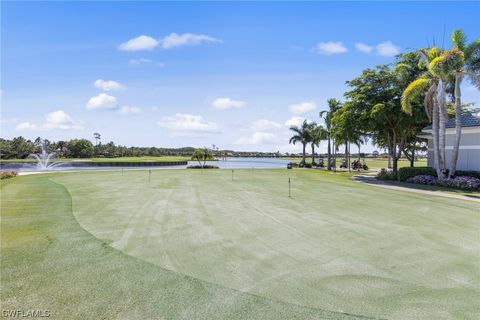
426, 132, 480, 171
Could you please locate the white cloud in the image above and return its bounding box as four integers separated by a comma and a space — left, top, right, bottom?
355, 42, 373, 53
15, 110, 82, 131
235, 132, 276, 145
250, 119, 282, 131
119, 35, 159, 51
160, 33, 221, 49
0, 117, 18, 124
15, 122, 37, 131
86, 93, 118, 110
45, 110, 73, 126
129, 58, 151, 64
212, 97, 246, 110
285, 116, 305, 127
94, 79, 125, 91
157, 113, 218, 134
119, 33, 220, 51
315, 41, 348, 55
288, 101, 316, 115
118, 106, 141, 114
376, 41, 400, 57
128, 58, 165, 67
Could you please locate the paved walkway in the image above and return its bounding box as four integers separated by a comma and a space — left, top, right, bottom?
352, 173, 480, 203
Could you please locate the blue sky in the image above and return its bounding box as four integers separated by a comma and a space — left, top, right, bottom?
2, 1, 479, 153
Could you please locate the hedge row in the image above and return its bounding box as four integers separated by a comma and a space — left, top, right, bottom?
397, 167, 436, 181
456, 170, 480, 179
388, 167, 480, 182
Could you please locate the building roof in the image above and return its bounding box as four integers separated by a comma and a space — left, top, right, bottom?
423, 113, 480, 130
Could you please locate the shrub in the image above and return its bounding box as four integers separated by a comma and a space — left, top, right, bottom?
406, 175, 437, 185
456, 170, 480, 179
406, 174, 480, 191
398, 167, 437, 182
0, 171, 18, 180
304, 163, 312, 168
376, 168, 397, 181
437, 176, 480, 191
187, 165, 219, 169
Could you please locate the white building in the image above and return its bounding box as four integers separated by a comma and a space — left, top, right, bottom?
418, 113, 480, 171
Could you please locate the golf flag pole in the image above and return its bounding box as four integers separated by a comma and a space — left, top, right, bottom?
149, 170, 151, 183
288, 177, 291, 197
232, 169, 234, 181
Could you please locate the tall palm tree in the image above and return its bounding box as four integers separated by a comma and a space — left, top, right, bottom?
442, 30, 480, 177
289, 120, 312, 164
319, 98, 342, 170
309, 123, 327, 165
93, 132, 101, 146
402, 47, 447, 178
330, 102, 360, 172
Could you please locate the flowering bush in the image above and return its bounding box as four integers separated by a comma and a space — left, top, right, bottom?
0, 171, 18, 180
437, 176, 480, 191
456, 170, 480, 179
407, 175, 480, 191
406, 175, 437, 185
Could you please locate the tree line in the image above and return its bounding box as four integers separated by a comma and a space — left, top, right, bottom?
289, 29, 479, 176
0, 136, 197, 159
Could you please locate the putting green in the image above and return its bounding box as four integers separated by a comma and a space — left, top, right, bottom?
2, 170, 479, 319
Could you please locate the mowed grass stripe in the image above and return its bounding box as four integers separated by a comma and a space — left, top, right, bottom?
1, 174, 379, 320
52, 169, 480, 319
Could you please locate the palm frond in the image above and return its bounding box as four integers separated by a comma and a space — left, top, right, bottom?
465, 38, 480, 80
289, 135, 301, 145
418, 49, 429, 67
401, 78, 431, 114
429, 49, 464, 78
465, 71, 480, 90
452, 29, 466, 51
289, 126, 302, 135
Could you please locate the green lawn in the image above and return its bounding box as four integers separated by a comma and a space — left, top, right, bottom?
1, 156, 190, 162
1, 169, 478, 319
366, 158, 427, 169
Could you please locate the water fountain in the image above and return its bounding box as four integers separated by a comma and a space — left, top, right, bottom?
29, 141, 61, 170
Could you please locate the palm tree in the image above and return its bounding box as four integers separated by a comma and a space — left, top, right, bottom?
57, 140, 67, 157
192, 148, 212, 167
289, 120, 312, 165
309, 123, 327, 165
93, 132, 101, 146
320, 98, 342, 170
330, 102, 360, 172
443, 30, 480, 177
402, 47, 448, 178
